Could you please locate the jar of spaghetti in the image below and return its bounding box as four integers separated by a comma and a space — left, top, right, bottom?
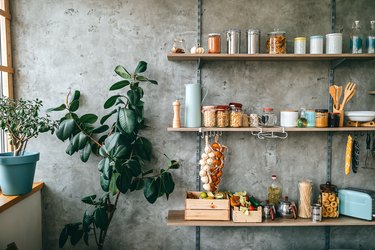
229, 103, 243, 127
266, 30, 287, 54
216, 105, 229, 127
208, 33, 221, 53
202, 106, 217, 127
315, 109, 328, 128
318, 182, 339, 218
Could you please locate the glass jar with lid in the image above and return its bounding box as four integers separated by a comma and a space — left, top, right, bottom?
171, 37, 185, 53
319, 182, 339, 218
208, 33, 221, 53
229, 103, 243, 127
202, 106, 217, 127
266, 30, 287, 54
216, 105, 229, 127
261, 108, 277, 127
315, 109, 328, 128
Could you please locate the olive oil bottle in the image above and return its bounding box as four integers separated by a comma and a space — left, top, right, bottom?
268, 175, 282, 206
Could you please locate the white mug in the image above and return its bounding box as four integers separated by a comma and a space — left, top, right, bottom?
280, 110, 299, 127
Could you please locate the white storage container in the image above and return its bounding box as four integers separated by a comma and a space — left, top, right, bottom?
310, 35, 323, 54
326, 33, 342, 54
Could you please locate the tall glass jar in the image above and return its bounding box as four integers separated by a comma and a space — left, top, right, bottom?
208, 33, 221, 54
171, 38, 185, 53
216, 105, 229, 127
261, 108, 277, 127
267, 30, 287, 54
229, 103, 242, 127
319, 182, 339, 218
202, 106, 217, 127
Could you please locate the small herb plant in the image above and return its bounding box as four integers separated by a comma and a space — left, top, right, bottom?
49, 61, 179, 249
0, 97, 57, 156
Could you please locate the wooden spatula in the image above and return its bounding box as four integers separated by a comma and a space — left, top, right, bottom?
329, 86, 338, 110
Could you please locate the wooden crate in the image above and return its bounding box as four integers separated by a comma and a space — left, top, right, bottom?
185, 192, 230, 221
232, 206, 262, 223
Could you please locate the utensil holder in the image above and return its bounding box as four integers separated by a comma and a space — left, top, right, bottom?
333, 107, 344, 127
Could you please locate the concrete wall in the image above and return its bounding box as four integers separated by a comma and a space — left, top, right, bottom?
10, 0, 375, 249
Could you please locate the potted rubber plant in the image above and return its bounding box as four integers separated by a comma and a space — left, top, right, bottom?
49, 61, 179, 249
0, 97, 57, 195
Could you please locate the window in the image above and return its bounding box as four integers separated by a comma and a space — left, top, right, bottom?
0, 0, 13, 153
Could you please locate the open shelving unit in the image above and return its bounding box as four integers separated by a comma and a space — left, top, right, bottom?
168, 210, 375, 227
167, 127, 375, 132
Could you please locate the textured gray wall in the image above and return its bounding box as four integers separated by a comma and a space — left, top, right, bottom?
10, 0, 375, 249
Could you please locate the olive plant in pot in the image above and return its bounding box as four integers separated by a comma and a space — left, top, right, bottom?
49, 61, 180, 249
0, 98, 57, 195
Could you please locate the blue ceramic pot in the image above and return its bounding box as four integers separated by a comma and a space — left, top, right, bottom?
0, 152, 40, 195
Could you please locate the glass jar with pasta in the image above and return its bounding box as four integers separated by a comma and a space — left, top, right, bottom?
216, 105, 229, 127
229, 103, 243, 127
266, 30, 287, 54
318, 182, 339, 219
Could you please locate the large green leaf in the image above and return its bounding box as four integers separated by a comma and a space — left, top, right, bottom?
118, 108, 136, 134
104, 132, 120, 152
80, 114, 98, 124
59, 226, 69, 248
103, 159, 113, 180
134, 137, 152, 161
100, 110, 117, 124
69, 99, 80, 112
127, 159, 141, 177
136, 75, 158, 85
109, 173, 119, 195
47, 104, 66, 112
82, 211, 92, 232
72, 132, 88, 150
161, 172, 175, 199
130, 178, 144, 191
83, 232, 89, 246
100, 174, 110, 192
143, 177, 158, 204
134, 61, 147, 74
114, 65, 131, 79
113, 145, 129, 158
98, 158, 107, 173
127, 89, 140, 106
116, 167, 132, 193
69, 90, 81, 104
104, 95, 121, 109
56, 119, 75, 141
65, 141, 76, 156
110, 80, 130, 91
94, 207, 108, 230
92, 125, 109, 134
70, 229, 83, 245
81, 194, 97, 205
80, 142, 92, 162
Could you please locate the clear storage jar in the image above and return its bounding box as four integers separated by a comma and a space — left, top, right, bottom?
319, 182, 339, 218
229, 103, 243, 127
202, 106, 217, 127
216, 105, 229, 127
267, 30, 287, 54
261, 108, 278, 127
171, 38, 185, 53
208, 33, 221, 54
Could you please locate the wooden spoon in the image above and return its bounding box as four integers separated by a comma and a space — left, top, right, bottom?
329, 86, 338, 110
336, 85, 343, 109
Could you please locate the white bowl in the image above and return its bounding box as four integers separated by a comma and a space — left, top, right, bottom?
345, 111, 375, 122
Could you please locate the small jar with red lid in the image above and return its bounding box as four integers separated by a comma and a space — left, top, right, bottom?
202, 106, 217, 127
229, 103, 243, 127
261, 107, 277, 127
216, 105, 229, 127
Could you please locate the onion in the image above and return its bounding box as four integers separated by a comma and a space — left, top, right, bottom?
203, 184, 211, 191
201, 176, 209, 183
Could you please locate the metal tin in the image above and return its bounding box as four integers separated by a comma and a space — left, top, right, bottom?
310, 35, 324, 54
226, 29, 241, 54
312, 204, 322, 222
247, 29, 260, 54
326, 33, 343, 54
294, 37, 306, 54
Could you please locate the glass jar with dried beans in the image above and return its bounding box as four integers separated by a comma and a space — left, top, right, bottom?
229, 103, 243, 127
216, 105, 229, 127
202, 106, 217, 127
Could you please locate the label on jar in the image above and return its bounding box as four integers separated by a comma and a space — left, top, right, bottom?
367, 36, 375, 53
350, 36, 363, 53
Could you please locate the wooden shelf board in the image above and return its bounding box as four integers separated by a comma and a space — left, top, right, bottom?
369, 91, 375, 95
0, 182, 44, 213
167, 53, 375, 61
167, 210, 375, 227
167, 127, 375, 132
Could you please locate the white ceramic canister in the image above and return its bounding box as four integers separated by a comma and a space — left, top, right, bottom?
310, 35, 323, 54
326, 33, 342, 54
294, 37, 306, 54
280, 110, 299, 127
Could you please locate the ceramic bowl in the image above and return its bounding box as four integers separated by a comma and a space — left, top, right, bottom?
345, 111, 375, 122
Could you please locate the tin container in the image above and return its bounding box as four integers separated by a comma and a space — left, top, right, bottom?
208, 33, 221, 54
247, 29, 260, 54
312, 204, 322, 222
226, 29, 241, 54
326, 33, 343, 54
294, 37, 306, 54
310, 35, 324, 54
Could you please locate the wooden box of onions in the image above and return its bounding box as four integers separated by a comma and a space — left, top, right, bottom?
185, 191, 230, 221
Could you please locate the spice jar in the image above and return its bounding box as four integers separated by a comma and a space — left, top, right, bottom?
315, 109, 328, 128
171, 38, 185, 53
319, 182, 339, 218
216, 105, 229, 127
267, 30, 287, 54
202, 106, 217, 127
261, 108, 278, 127
229, 103, 243, 127
208, 33, 221, 54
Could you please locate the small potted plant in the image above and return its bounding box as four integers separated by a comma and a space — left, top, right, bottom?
0, 97, 57, 195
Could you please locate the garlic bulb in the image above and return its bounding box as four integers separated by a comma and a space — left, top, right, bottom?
204, 146, 211, 153
199, 159, 206, 166
196, 47, 205, 54
203, 165, 210, 171
190, 46, 197, 54
201, 176, 209, 184
199, 170, 207, 177
201, 153, 208, 160
203, 184, 211, 191
206, 158, 213, 165
208, 152, 215, 158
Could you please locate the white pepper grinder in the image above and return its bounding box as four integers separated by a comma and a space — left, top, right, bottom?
172, 99, 181, 128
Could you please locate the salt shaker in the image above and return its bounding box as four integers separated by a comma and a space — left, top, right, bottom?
172, 100, 181, 128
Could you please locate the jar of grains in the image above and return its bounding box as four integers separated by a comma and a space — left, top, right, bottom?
216, 105, 229, 127
229, 103, 243, 127
202, 106, 217, 127
266, 30, 287, 54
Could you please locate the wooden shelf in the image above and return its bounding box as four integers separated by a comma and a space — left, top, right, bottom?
167, 127, 375, 132
369, 91, 375, 95
167, 53, 375, 62
167, 210, 375, 227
